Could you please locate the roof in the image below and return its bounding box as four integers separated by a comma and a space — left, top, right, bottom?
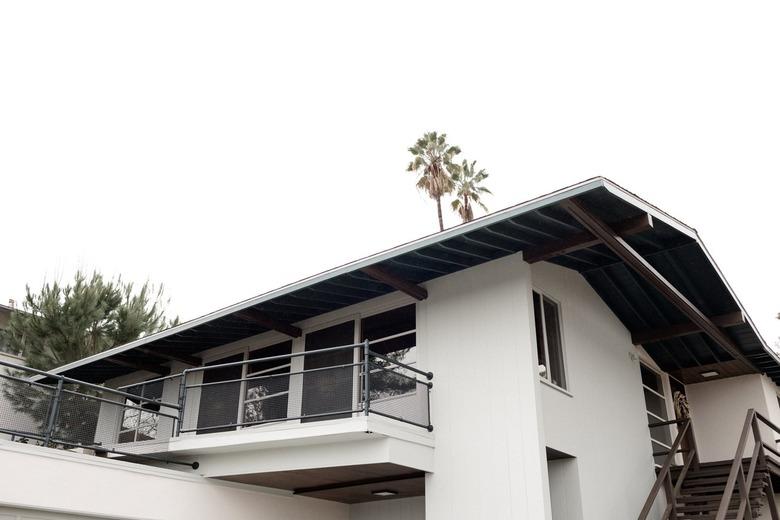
46, 177, 780, 385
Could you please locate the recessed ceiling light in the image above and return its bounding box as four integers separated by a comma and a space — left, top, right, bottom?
701, 371, 719, 378
371, 490, 398, 497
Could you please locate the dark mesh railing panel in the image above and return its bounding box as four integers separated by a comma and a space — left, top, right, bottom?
0, 365, 180, 450
367, 366, 430, 428
0, 377, 55, 439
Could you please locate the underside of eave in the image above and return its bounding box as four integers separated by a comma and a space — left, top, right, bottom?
46, 181, 779, 386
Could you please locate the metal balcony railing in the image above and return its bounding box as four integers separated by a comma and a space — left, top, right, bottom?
0, 358, 195, 468
0, 340, 433, 465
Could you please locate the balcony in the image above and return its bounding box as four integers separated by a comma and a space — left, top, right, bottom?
0, 341, 434, 502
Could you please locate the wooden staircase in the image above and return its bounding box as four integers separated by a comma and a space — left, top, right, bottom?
668, 459, 771, 519
638, 410, 780, 520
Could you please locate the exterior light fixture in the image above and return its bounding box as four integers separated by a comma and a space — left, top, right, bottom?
371, 490, 398, 497
700, 371, 719, 378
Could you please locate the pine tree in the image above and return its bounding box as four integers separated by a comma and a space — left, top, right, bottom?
2, 271, 178, 371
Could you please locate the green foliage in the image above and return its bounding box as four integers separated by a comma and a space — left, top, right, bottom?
407, 131, 462, 231
451, 159, 491, 223
1, 271, 178, 371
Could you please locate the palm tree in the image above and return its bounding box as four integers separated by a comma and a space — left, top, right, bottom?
451, 160, 491, 223
407, 132, 461, 231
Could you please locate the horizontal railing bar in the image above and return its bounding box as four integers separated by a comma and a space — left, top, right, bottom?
648, 418, 688, 428
0, 426, 197, 469
181, 409, 365, 433
185, 362, 364, 390
368, 362, 433, 388
762, 442, 780, 461
184, 343, 366, 374
368, 409, 432, 431
368, 330, 416, 344
652, 449, 688, 457
755, 411, 780, 436
367, 350, 433, 380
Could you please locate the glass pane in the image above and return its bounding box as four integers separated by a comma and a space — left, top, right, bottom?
248, 341, 293, 374
244, 392, 289, 423
137, 411, 158, 440
640, 364, 663, 394
361, 305, 415, 342
543, 297, 566, 389
118, 430, 136, 443
651, 426, 673, 448
197, 354, 244, 434
121, 405, 139, 430
369, 347, 418, 400
245, 369, 290, 401
532, 292, 546, 369
644, 388, 668, 420
302, 321, 355, 422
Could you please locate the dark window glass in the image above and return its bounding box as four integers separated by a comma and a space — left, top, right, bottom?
641, 364, 663, 394
118, 379, 164, 443
196, 354, 243, 434
533, 292, 546, 368
532, 291, 566, 389
361, 305, 416, 400
302, 321, 355, 422
244, 341, 292, 425
543, 298, 566, 388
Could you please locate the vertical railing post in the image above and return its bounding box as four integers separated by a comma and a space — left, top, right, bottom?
175, 371, 188, 436
44, 377, 64, 446
363, 340, 370, 417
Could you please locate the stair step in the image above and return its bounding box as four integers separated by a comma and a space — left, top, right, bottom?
680, 473, 769, 488
676, 490, 765, 503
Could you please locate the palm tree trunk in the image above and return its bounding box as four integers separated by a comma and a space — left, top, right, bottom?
436, 196, 444, 231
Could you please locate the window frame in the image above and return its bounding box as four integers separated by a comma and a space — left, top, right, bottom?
532, 289, 569, 391
117, 381, 163, 444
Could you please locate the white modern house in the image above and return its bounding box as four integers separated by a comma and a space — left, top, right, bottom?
2, 177, 780, 520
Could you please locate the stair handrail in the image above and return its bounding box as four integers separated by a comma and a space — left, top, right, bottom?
637, 417, 699, 520
716, 409, 780, 520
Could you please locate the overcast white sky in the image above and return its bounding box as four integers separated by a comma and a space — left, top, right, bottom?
0, 1, 778, 347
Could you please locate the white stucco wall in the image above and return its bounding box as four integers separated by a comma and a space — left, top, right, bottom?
0, 440, 348, 520
417, 254, 550, 520
686, 373, 780, 463
349, 497, 424, 520
530, 261, 659, 520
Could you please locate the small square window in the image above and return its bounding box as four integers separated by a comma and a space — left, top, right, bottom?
533, 291, 567, 389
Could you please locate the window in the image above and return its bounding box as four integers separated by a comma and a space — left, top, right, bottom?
361, 305, 417, 401
640, 363, 673, 467
118, 380, 163, 443
243, 341, 292, 424
533, 291, 567, 389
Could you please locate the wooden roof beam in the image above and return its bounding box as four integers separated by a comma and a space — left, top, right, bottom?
631, 311, 746, 345
561, 198, 753, 371
105, 356, 170, 376
524, 213, 654, 263
234, 308, 302, 338
137, 347, 202, 367
360, 265, 428, 301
